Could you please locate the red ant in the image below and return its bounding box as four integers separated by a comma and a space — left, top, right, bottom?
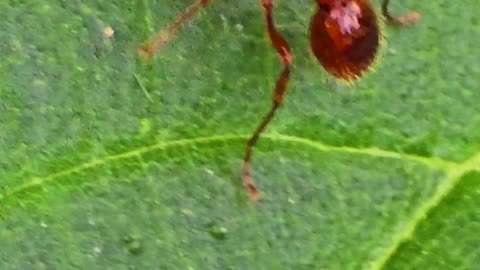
139, 0, 420, 201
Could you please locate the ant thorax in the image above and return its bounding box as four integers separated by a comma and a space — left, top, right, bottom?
330, 1, 361, 34
325, 1, 365, 51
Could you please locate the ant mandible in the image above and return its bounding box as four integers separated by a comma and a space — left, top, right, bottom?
139, 0, 420, 201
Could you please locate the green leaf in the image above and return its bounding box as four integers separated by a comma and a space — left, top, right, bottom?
1, 0, 479, 269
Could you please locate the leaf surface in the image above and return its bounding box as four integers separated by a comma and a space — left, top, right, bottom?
1, 0, 479, 269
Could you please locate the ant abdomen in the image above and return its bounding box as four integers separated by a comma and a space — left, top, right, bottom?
310, 0, 380, 81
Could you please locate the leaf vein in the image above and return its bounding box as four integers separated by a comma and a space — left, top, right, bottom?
370, 152, 480, 270
3, 133, 458, 202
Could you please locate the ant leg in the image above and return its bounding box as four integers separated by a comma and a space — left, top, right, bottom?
382, 0, 421, 25
241, 0, 293, 201
139, 0, 210, 58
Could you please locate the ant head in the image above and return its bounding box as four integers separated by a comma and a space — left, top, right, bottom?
310, 0, 380, 81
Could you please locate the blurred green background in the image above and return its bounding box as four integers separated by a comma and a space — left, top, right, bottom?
1, 0, 479, 269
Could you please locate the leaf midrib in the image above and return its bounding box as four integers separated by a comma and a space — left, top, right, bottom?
370, 152, 480, 270
3, 133, 479, 269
